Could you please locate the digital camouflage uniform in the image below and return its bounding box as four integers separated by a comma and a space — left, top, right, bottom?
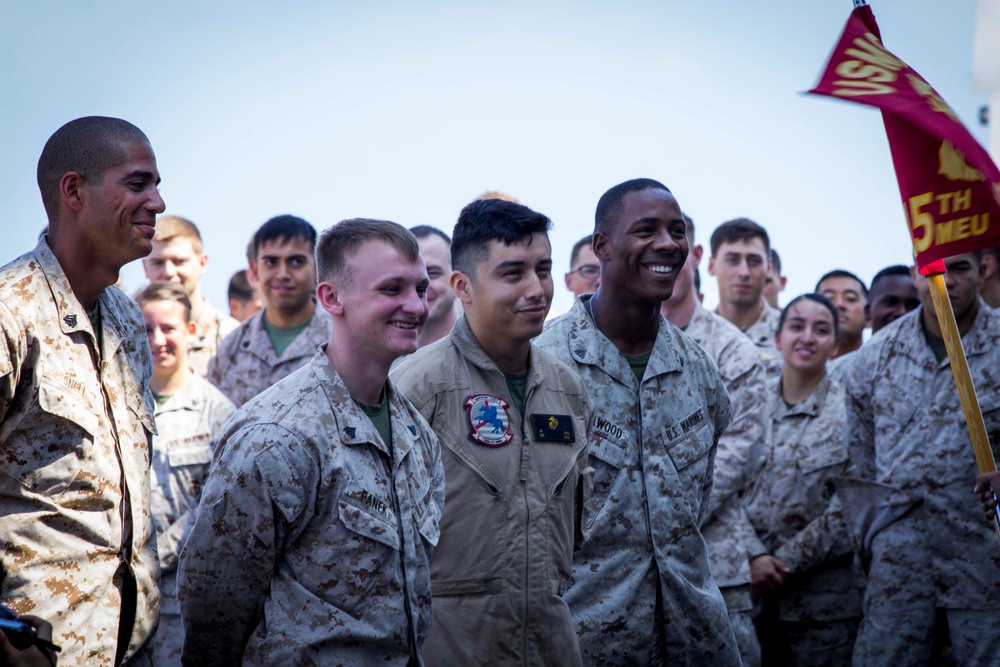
719, 300, 782, 377
207, 304, 332, 407
149, 373, 235, 666
843, 305, 1000, 666
744, 376, 864, 667
391, 315, 592, 666
536, 296, 741, 666
185, 299, 238, 378
0, 238, 159, 667
825, 349, 856, 385
179, 347, 444, 666
685, 304, 767, 667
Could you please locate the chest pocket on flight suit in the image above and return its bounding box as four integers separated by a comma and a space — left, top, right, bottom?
332, 482, 401, 619
3, 381, 98, 500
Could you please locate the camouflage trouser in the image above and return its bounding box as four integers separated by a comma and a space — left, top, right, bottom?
853, 515, 1000, 666
150, 612, 183, 667
721, 585, 760, 667
754, 597, 857, 667
781, 617, 859, 667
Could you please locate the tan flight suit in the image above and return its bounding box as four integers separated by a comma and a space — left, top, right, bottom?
391, 315, 592, 666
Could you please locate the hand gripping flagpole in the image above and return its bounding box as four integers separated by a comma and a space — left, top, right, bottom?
924, 269, 1000, 545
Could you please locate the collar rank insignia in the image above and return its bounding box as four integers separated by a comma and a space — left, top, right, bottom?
408, 424, 417, 436
64, 314, 77, 327
530, 414, 575, 443
464, 394, 513, 447
344, 426, 356, 439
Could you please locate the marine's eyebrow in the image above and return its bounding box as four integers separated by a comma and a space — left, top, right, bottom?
122, 169, 161, 186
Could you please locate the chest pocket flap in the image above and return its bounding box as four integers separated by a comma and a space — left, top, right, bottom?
39, 381, 99, 437
590, 414, 627, 469
799, 437, 849, 474
167, 439, 214, 467
338, 483, 401, 551
664, 417, 712, 471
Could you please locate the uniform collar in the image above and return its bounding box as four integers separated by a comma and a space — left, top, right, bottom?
310, 346, 415, 466
888, 304, 996, 369
35, 236, 91, 337
34, 235, 128, 358
958, 300, 998, 358
154, 373, 209, 414
241, 303, 325, 363
743, 300, 780, 346
450, 314, 546, 387
562, 295, 682, 390
772, 374, 831, 419
191, 299, 217, 346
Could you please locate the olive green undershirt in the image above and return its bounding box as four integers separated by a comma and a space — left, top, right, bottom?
355, 388, 392, 451
152, 393, 171, 408
504, 369, 528, 417
622, 349, 652, 384
920, 317, 949, 364
264, 315, 311, 357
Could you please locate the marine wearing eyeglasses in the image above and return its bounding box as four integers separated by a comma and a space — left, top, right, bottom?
564, 234, 601, 298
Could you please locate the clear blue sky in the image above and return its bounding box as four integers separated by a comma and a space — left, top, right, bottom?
0, 0, 988, 316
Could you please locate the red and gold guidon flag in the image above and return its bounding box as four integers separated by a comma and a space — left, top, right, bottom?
810, 5, 1000, 274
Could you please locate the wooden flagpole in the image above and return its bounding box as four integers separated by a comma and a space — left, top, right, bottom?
925, 273, 1000, 545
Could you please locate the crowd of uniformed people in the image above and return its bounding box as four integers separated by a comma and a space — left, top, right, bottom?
2, 117, 1000, 667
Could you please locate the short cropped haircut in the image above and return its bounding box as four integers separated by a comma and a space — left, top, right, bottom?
869, 265, 911, 293
452, 198, 552, 279
594, 178, 671, 235
569, 235, 593, 267
316, 218, 420, 286
228, 270, 254, 304
37, 116, 150, 221
153, 215, 203, 254
779, 293, 839, 340
250, 215, 317, 261
709, 218, 770, 258
134, 281, 193, 323
410, 225, 451, 245
682, 213, 696, 244
815, 269, 868, 300
770, 248, 782, 275
476, 190, 519, 203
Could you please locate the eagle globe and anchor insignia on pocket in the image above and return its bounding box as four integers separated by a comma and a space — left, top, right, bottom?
464, 394, 513, 447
